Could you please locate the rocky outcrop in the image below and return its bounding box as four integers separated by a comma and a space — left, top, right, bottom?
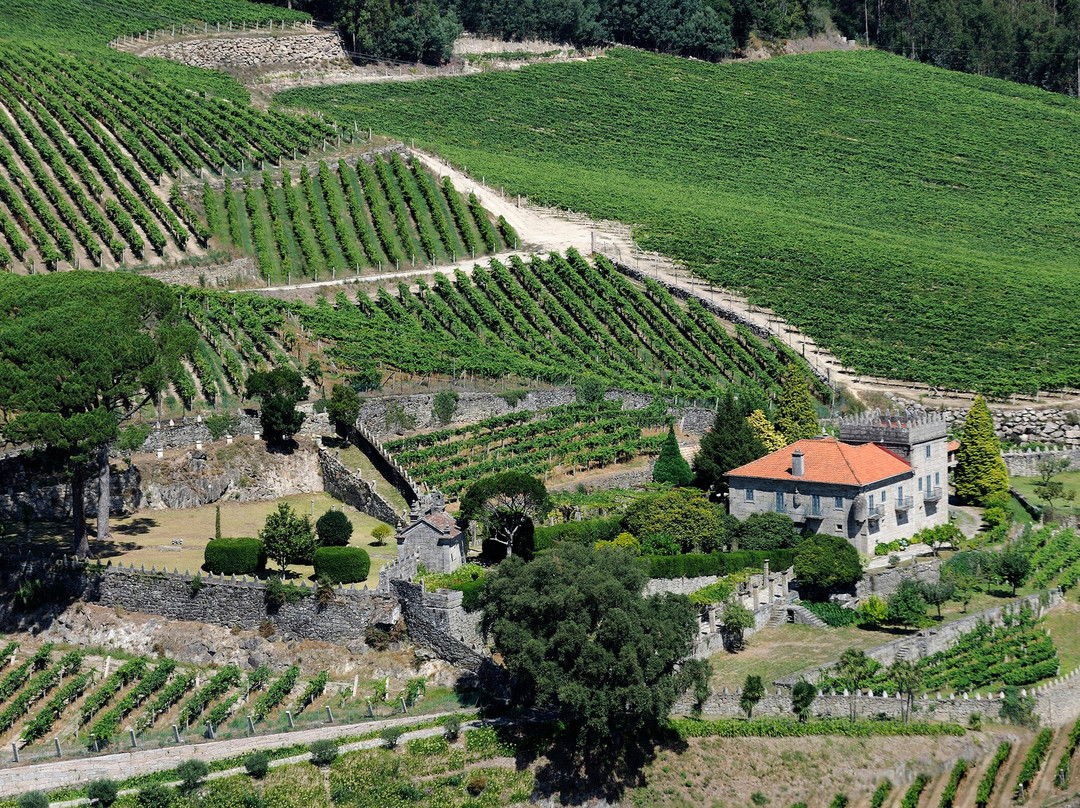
138, 439, 323, 509
141, 33, 348, 70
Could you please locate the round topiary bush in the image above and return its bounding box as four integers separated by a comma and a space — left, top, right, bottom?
316, 509, 353, 547
203, 537, 266, 575
17, 792, 48, 808
309, 739, 338, 765
87, 779, 119, 807
312, 546, 370, 584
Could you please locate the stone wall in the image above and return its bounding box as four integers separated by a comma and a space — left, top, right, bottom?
1003, 447, 1080, 477
905, 404, 1080, 448
0, 454, 141, 522
854, 559, 941, 600
140, 257, 258, 288
318, 447, 402, 525
0, 557, 398, 649
141, 32, 347, 70
357, 388, 714, 440
137, 414, 262, 453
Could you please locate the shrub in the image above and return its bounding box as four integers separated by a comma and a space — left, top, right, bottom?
312, 546, 370, 584
204, 538, 266, 575
381, 726, 403, 749
17, 792, 48, 808
803, 601, 859, 627
594, 532, 641, 555
244, 750, 270, 778
309, 739, 338, 765
205, 413, 240, 441
137, 784, 174, 808
983, 506, 1008, 530
432, 390, 459, 425
371, 524, 393, 546
315, 510, 353, 547
87, 780, 118, 807
444, 713, 462, 740
176, 759, 208, 793
365, 626, 391, 651
794, 534, 863, 595
733, 512, 800, 551
265, 579, 307, 608
641, 549, 794, 579
465, 773, 487, 795
407, 735, 449, 756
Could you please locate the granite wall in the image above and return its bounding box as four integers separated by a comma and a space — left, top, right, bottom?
318, 447, 402, 525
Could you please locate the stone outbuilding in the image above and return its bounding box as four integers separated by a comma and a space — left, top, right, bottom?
395, 491, 467, 574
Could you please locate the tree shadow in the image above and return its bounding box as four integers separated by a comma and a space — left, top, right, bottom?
112, 517, 159, 536
265, 438, 299, 456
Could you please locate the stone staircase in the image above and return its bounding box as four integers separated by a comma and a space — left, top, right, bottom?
766, 603, 829, 629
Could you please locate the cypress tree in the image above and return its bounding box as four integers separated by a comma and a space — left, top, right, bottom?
653, 425, 694, 486
775, 364, 819, 442
692, 388, 765, 497
953, 395, 1009, 505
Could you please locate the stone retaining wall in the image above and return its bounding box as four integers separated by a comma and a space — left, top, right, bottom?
0, 556, 398, 648
854, 559, 941, 600
141, 32, 347, 70
318, 447, 402, 525
1003, 447, 1080, 477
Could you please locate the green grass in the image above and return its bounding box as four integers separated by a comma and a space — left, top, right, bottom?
1012, 472, 1080, 518
278, 48, 1080, 395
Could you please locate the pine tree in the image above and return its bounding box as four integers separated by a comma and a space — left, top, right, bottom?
953, 395, 1009, 505
774, 365, 819, 442
747, 409, 787, 452
653, 425, 694, 486
692, 388, 766, 497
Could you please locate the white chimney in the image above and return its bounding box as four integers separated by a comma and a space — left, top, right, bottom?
791, 448, 805, 478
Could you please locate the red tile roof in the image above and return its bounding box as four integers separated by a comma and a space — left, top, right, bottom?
726, 437, 912, 487
947, 439, 960, 453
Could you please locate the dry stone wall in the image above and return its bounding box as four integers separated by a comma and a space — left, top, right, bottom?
854, 559, 941, 600
141, 33, 347, 70
318, 447, 402, 525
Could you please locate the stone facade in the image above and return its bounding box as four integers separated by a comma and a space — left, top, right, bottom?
394, 492, 466, 574
729, 413, 949, 555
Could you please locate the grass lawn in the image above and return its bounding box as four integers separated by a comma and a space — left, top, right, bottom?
1012, 472, 1080, 520
13, 492, 398, 589
1041, 599, 1080, 675
323, 435, 409, 513
710, 589, 1024, 691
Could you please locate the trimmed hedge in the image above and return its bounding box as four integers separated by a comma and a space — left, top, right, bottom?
641, 549, 794, 579
534, 517, 621, 550
204, 538, 266, 576
312, 546, 370, 584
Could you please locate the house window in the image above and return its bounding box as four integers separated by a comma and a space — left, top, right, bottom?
918, 478, 923, 491
811, 495, 821, 516
935, 472, 940, 486
834, 496, 843, 509
745, 488, 754, 503
836, 524, 843, 533
775, 491, 785, 512
926, 444, 931, 459
897, 486, 904, 503
869, 493, 875, 508
926, 474, 932, 491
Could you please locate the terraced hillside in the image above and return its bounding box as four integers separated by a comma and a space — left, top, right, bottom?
278, 48, 1080, 396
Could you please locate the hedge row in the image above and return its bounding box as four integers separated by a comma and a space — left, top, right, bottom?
671, 717, 965, 739
204, 538, 266, 575
313, 546, 370, 584
641, 549, 794, 579
533, 517, 621, 550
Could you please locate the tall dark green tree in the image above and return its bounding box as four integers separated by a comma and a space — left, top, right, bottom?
653, 425, 694, 487
479, 543, 710, 760
774, 364, 819, 443
0, 273, 194, 556
692, 388, 765, 498
246, 367, 308, 443
953, 395, 1009, 505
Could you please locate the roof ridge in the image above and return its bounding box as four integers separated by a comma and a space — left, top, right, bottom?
837, 440, 861, 485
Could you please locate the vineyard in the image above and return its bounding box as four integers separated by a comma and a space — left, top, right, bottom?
279, 48, 1080, 395
1022, 526, 1080, 592
383, 401, 672, 496
821, 608, 1060, 694
199, 155, 515, 283
0, 38, 335, 272
0, 639, 441, 763
283, 250, 800, 402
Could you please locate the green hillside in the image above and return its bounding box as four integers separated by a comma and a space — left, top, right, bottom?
278, 48, 1080, 396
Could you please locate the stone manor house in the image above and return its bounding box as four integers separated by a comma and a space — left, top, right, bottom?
726, 412, 949, 554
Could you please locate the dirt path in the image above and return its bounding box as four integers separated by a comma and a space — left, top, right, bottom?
954, 750, 995, 808
921, 767, 956, 808
1027, 728, 1071, 805
989, 740, 1026, 808
0, 709, 474, 797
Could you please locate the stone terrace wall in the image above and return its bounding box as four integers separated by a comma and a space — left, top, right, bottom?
855, 559, 941, 600
1003, 447, 1080, 477
357, 388, 715, 440
0, 556, 399, 648
141, 32, 347, 70
318, 447, 402, 525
